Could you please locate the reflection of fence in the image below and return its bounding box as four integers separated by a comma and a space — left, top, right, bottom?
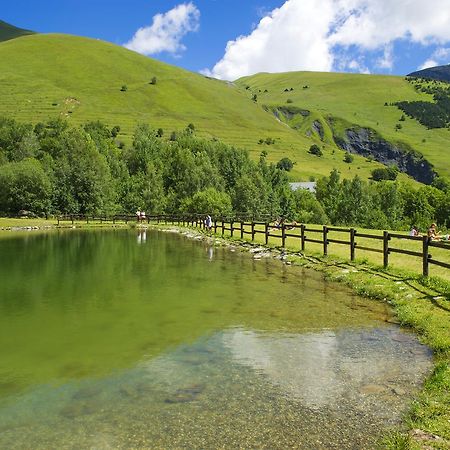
57, 214, 450, 277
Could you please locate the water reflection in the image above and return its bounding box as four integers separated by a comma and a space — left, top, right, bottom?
136, 229, 147, 244
223, 328, 431, 411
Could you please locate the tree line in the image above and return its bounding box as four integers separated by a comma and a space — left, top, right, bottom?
0, 117, 448, 231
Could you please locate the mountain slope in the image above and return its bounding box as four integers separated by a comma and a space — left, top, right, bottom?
0, 33, 397, 182
408, 64, 450, 83
236, 71, 450, 180
0, 20, 34, 42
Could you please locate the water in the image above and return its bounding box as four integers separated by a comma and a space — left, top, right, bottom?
0, 229, 432, 449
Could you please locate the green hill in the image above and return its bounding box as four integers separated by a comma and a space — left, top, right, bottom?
0, 20, 34, 42
0, 32, 446, 183
236, 71, 450, 182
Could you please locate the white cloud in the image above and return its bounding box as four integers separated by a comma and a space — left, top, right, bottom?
376, 44, 394, 70
207, 0, 450, 80
418, 47, 450, 69
124, 2, 200, 56
418, 59, 439, 70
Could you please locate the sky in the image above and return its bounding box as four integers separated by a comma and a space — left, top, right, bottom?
3, 0, 450, 80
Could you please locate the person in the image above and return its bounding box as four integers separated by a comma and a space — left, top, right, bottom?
427, 223, 449, 241
205, 214, 212, 231
409, 225, 420, 237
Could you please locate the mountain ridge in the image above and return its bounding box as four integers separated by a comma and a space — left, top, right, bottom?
0, 19, 34, 42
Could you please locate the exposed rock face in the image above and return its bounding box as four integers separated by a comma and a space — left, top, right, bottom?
312, 120, 324, 140
336, 127, 436, 184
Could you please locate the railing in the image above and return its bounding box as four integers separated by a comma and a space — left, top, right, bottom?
56, 214, 450, 277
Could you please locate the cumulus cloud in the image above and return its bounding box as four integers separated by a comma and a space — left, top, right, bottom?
207, 0, 450, 80
124, 2, 200, 56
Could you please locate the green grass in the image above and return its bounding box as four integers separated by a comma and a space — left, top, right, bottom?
236, 71, 450, 180
0, 33, 414, 182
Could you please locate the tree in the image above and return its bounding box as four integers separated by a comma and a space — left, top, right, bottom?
0, 158, 52, 215
183, 187, 232, 216
276, 157, 294, 171
291, 189, 328, 224
371, 166, 398, 181
308, 144, 323, 157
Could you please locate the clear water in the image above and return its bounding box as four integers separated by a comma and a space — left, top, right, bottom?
0, 229, 432, 449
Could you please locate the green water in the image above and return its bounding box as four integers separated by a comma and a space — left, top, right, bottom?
0, 229, 432, 449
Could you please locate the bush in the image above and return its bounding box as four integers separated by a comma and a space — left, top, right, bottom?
286, 98, 293, 103
120, 85, 128, 92
371, 166, 399, 181
111, 125, 120, 138
344, 152, 354, 163
150, 76, 157, 85
308, 144, 323, 157
157, 128, 164, 138
276, 157, 294, 171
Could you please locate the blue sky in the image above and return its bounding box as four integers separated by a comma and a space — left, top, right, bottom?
3, 0, 450, 80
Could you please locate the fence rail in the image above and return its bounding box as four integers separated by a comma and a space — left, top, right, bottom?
56, 213, 450, 277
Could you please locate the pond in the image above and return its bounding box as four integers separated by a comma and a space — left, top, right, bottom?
0, 229, 432, 449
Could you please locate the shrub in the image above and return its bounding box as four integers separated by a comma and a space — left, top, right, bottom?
111, 125, 120, 138
276, 157, 294, 171
120, 85, 127, 92
252, 94, 258, 102
150, 76, 157, 85
371, 166, 399, 181
308, 144, 323, 157
157, 128, 164, 138
344, 152, 354, 163
286, 98, 293, 103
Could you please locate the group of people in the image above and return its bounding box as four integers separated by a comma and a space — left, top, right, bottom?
135, 210, 146, 222
270, 217, 297, 231
410, 223, 449, 241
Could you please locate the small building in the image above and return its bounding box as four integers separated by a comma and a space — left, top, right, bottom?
289, 182, 317, 193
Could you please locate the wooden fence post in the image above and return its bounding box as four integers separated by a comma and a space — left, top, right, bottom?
301, 224, 305, 251
251, 221, 255, 241
423, 236, 430, 277
323, 225, 328, 256
350, 228, 356, 261
230, 220, 234, 237
282, 224, 286, 248
240, 221, 244, 239
221, 219, 225, 236
383, 231, 390, 268
265, 222, 269, 245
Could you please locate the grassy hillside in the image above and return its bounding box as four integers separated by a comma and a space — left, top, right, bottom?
236, 71, 450, 180
0, 20, 34, 42
0, 33, 401, 182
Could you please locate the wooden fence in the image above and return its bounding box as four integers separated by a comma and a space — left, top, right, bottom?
57, 213, 450, 277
